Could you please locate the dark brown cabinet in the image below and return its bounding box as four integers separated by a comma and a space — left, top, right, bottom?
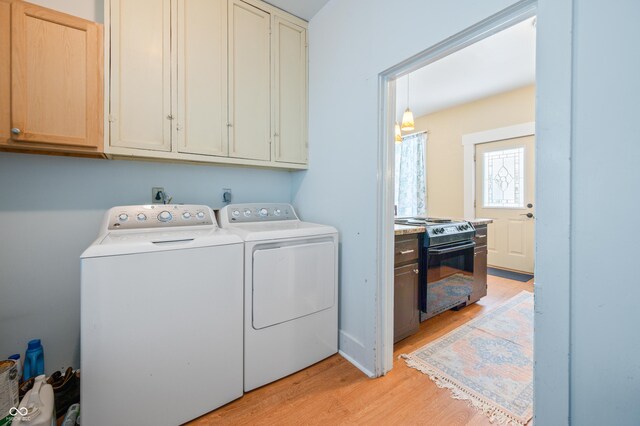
394, 234, 420, 343
469, 224, 488, 304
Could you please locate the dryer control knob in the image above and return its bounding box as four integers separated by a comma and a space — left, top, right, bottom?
158, 211, 172, 222
274, 208, 281, 216
232, 210, 240, 217
118, 213, 128, 222
244, 209, 252, 217
182, 212, 192, 219
136, 213, 147, 221
259, 208, 268, 217
196, 211, 205, 219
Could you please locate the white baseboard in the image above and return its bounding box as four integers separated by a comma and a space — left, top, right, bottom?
338, 330, 375, 378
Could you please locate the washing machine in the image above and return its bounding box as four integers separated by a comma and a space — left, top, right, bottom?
217, 203, 338, 391
81, 204, 244, 426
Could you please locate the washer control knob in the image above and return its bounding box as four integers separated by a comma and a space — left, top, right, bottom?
136, 213, 147, 221
182, 212, 192, 219
196, 211, 205, 219
158, 211, 172, 222
118, 213, 128, 222
232, 210, 240, 217
259, 208, 268, 217
244, 209, 252, 217
274, 208, 281, 216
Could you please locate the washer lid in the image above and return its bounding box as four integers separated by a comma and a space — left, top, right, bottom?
81, 227, 243, 258
221, 221, 338, 242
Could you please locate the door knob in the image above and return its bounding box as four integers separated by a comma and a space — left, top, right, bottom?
11, 128, 21, 135
527, 203, 533, 208
520, 212, 534, 218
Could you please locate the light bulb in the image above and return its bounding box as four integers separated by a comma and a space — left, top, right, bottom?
395, 122, 402, 143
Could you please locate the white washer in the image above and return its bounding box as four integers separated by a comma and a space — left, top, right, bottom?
81, 204, 244, 426
218, 203, 338, 391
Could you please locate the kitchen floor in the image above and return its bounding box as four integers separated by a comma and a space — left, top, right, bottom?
189, 276, 534, 425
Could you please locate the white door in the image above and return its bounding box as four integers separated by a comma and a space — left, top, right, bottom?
272, 16, 307, 164
252, 241, 335, 329
475, 136, 535, 273
228, 0, 271, 161
176, 0, 228, 156
109, 0, 172, 151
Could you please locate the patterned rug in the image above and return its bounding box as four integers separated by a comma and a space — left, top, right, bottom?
402, 291, 533, 425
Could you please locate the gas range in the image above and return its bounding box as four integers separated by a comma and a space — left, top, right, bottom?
395, 217, 475, 246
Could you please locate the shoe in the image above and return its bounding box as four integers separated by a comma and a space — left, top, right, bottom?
47, 367, 80, 418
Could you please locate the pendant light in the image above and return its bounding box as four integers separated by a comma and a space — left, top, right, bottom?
394, 121, 402, 143
401, 74, 415, 131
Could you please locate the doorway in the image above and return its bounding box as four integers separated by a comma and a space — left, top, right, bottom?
376, 0, 538, 383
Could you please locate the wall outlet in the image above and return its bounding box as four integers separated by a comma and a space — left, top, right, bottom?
152, 187, 165, 204
222, 188, 232, 204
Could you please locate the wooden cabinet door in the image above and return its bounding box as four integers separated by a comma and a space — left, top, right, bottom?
272, 15, 307, 164
394, 263, 420, 343
109, 0, 171, 152
0, 0, 10, 144
176, 0, 228, 156
228, 0, 270, 161
10, 1, 102, 149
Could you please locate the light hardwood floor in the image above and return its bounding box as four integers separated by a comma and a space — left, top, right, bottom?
189, 276, 534, 425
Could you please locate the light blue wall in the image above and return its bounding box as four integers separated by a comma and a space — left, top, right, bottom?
569, 1, 640, 423
294, 0, 519, 375
0, 152, 292, 371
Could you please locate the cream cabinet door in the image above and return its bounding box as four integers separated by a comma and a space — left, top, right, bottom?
272, 16, 307, 164
176, 0, 228, 156
228, 0, 270, 161
109, 0, 171, 151
10, 1, 102, 149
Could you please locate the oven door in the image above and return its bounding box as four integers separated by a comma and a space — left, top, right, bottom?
422, 240, 475, 318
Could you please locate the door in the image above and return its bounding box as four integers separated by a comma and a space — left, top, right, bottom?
109, 0, 171, 151
11, 1, 102, 149
272, 15, 307, 164
252, 241, 335, 330
228, 0, 271, 161
475, 136, 535, 273
177, 0, 228, 156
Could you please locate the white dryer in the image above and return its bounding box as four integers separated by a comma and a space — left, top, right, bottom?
81, 205, 244, 426
218, 203, 338, 391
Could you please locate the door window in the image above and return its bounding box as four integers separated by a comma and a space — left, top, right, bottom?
483, 147, 525, 208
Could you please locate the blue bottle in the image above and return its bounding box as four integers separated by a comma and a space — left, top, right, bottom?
23, 339, 44, 381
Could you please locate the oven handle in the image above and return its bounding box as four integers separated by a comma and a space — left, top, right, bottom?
428, 241, 476, 255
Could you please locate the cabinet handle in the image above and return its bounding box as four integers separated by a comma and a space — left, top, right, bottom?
274, 132, 279, 137
11, 128, 21, 135
476, 234, 487, 238
227, 122, 233, 127
399, 249, 415, 255
167, 114, 174, 120
413, 269, 419, 275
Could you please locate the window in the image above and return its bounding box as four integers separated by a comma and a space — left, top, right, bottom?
483, 147, 524, 208
394, 133, 427, 217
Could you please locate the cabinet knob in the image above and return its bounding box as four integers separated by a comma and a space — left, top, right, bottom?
167, 114, 174, 120
413, 269, 419, 275
11, 128, 21, 135
227, 122, 233, 127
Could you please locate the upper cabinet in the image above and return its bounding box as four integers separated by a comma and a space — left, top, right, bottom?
109, 0, 171, 152
105, 0, 309, 169
0, 0, 104, 157
272, 16, 308, 164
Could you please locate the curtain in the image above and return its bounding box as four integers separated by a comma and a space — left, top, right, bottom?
394, 132, 427, 217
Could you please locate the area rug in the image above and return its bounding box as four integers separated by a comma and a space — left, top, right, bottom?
402, 291, 533, 425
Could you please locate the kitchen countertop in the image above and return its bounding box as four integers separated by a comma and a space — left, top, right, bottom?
394, 224, 426, 236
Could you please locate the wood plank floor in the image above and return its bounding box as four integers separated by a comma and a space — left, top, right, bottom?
189, 276, 534, 426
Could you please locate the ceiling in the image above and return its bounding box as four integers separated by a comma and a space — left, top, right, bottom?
264, 0, 330, 20
396, 17, 536, 121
